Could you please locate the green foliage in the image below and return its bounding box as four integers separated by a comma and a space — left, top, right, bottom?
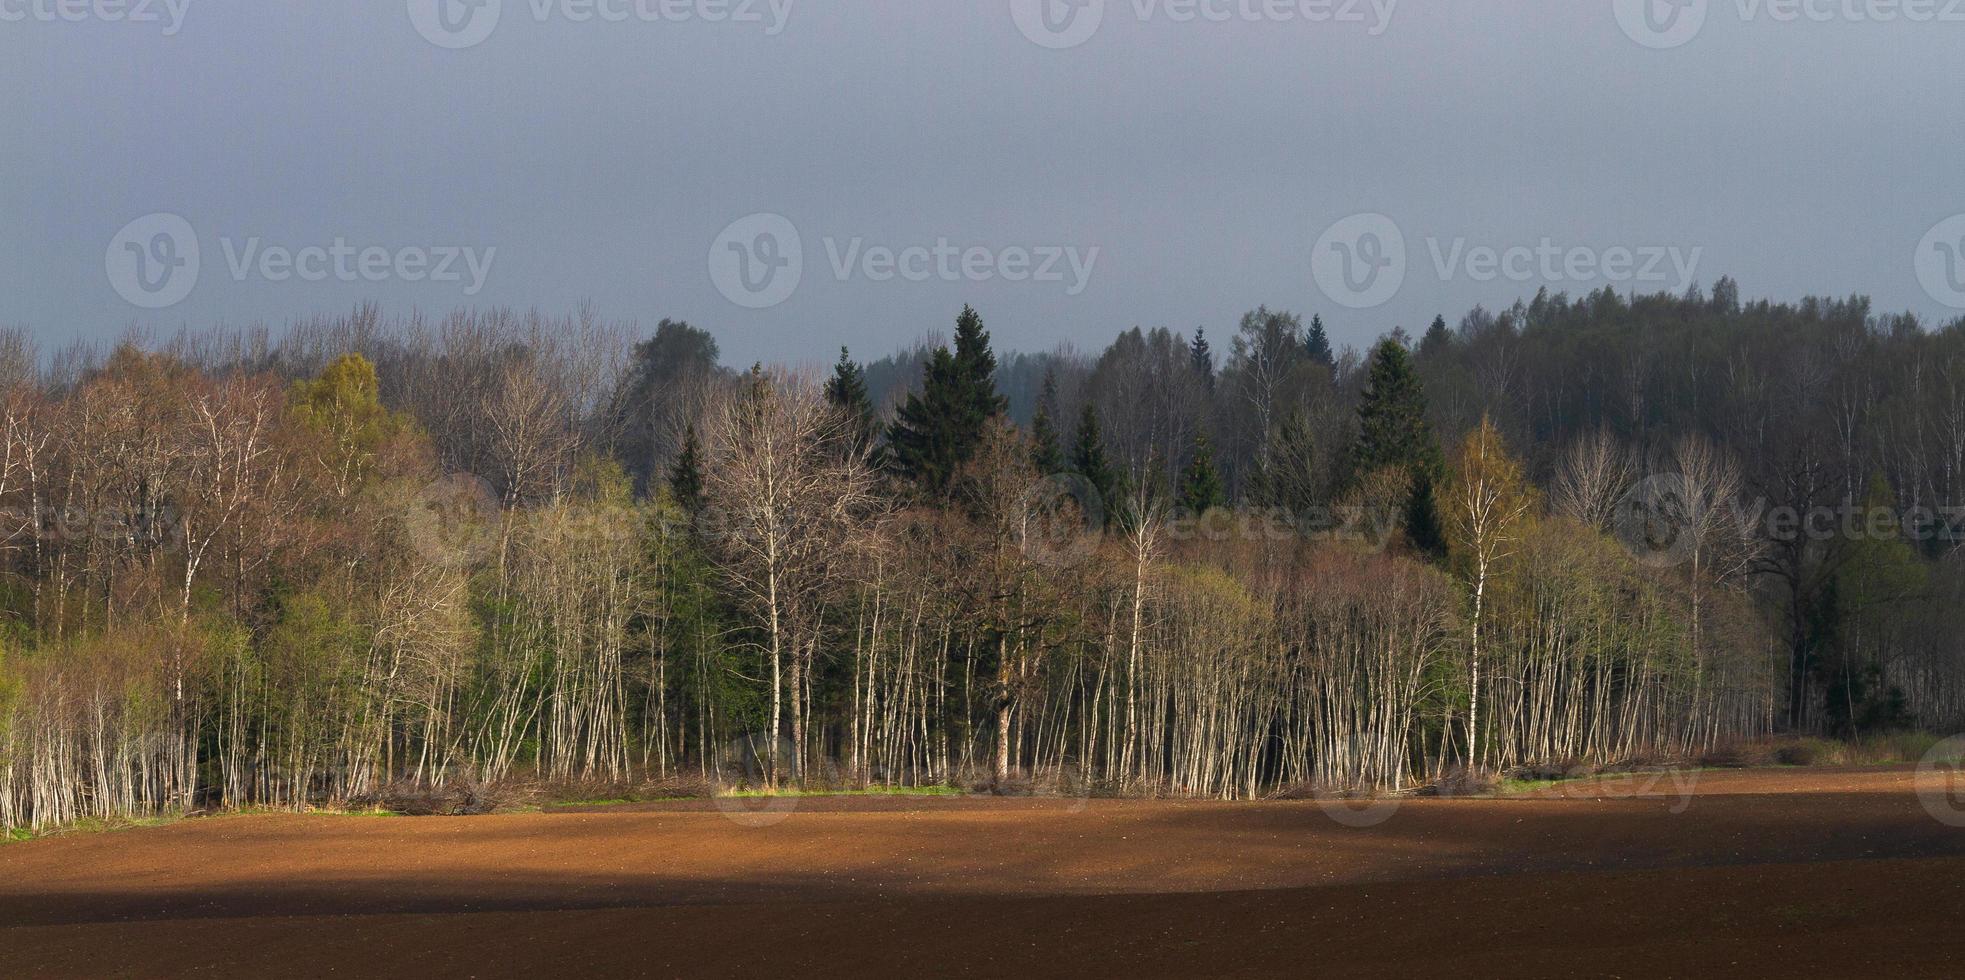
575, 454, 634, 506
264, 592, 365, 697
1405, 470, 1447, 559
1189, 327, 1215, 388
638, 485, 749, 754
288, 353, 413, 505
1818, 473, 1925, 734
1353, 339, 1447, 557
1442, 417, 1535, 576
1419, 314, 1453, 358
1029, 369, 1065, 475
1304, 314, 1334, 367
1070, 403, 1122, 519
887, 306, 1007, 494
290, 354, 400, 447
668, 425, 706, 515
15, 290, 1964, 827
611, 319, 723, 493
1837, 474, 1929, 611
1353, 339, 1442, 480
722, 785, 964, 799
824, 347, 878, 455
1176, 434, 1227, 517
0, 648, 16, 742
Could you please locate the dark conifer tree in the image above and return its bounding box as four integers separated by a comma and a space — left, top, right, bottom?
668, 423, 706, 515
1177, 433, 1227, 516
1304, 314, 1335, 368
1189, 327, 1215, 390
1353, 338, 1446, 558
1030, 368, 1065, 474
1070, 402, 1121, 519
824, 346, 878, 454
609, 319, 723, 495
887, 305, 1006, 493
1419, 314, 1452, 358
1354, 339, 1440, 476
951, 305, 1008, 421
1405, 469, 1447, 559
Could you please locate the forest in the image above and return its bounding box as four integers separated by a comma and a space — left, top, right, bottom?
4, 281, 1963, 831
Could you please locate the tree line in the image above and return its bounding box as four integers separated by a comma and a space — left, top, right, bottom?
3, 286, 1960, 830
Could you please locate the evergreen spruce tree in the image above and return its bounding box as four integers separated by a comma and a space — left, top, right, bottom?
1354, 339, 1441, 475
1070, 402, 1122, 520
952, 304, 1008, 421
1405, 469, 1448, 559
887, 305, 1007, 493
1030, 368, 1065, 474
668, 424, 706, 515
1189, 327, 1215, 390
1353, 338, 1446, 558
1419, 314, 1453, 358
1177, 433, 1227, 516
1304, 314, 1335, 367
824, 346, 878, 454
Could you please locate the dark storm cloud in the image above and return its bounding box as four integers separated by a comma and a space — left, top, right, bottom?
4, 0, 1962, 366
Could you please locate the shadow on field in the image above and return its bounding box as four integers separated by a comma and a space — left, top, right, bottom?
3, 771, 1962, 930
4, 857, 1963, 979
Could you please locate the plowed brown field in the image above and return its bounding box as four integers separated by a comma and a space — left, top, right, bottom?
3, 767, 1960, 978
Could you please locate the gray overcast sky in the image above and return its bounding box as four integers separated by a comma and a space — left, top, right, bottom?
4, 0, 1963, 368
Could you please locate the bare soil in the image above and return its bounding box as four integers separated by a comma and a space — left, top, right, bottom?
2, 767, 1960, 978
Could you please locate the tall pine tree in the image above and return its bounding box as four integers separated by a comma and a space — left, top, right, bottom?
887, 305, 1007, 494
1071, 402, 1122, 521
1304, 314, 1335, 367
1189, 327, 1215, 390
1353, 338, 1446, 558
1177, 432, 1227, 516
824, 346, 878, 455
1030, 368, 1065, 474
1419, 314, 1452, 358
668, 423, 706, 515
